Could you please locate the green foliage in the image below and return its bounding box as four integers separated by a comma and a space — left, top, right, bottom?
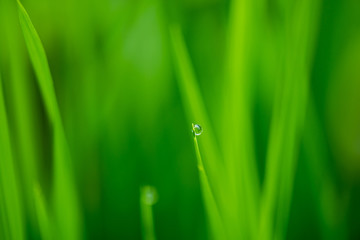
17, 1, 81, 239
0, 0, 359, 239
33, 184, 52, 240
0, 73, 25, 240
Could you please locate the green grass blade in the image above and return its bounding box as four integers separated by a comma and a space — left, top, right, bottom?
52, 128, 82, 240
169, 24, 225, 193
303, 100, 346, 239
169, 24, 224, 185
170, 24, 235, 238
34, 184, 52, 240
17, 2, 82, 239
225, 0, 264, 237
0, 72, 25, 240
16, 0, 60, 125
259, 1, 321, 239
192, 130, 226, 239
274, 1, 322, 238
0, 182, 11, 240
0, 0, 40, 228
140, 186, 158, 240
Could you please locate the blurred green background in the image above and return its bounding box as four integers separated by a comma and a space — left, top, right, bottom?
0, 0, 360, 239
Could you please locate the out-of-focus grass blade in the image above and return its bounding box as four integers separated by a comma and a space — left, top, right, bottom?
274, 1, 322, 238
34, 184, 52, 240
0, 183, 10, 240
225, 0, 263, 237
52, 127, 82, 240
1, 0, 39, 227
303, 100, 346, 239
0, 72, 25, 240
140, 186, 158, 240
260, 1, 321, 239
17, 1, 82, 239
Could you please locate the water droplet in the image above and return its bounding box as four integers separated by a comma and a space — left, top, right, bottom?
192, 123, 203, 136
141, 185, 158, 206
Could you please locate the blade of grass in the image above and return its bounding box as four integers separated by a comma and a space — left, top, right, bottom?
0, 182, 11, 240
0, 72, 25, 240
169, 24, 224, 185
16, 0, 60, 125
225, 0, 264, 238
1, 0, 40, 227
258, 38, 297, 240
170, 24, 233, 238
259, 1, 321, 239
140, 186, 158, 240
17, 1, 82, 239
275, 1, 322, 238
34, 183, 52, 240
192, 125, 226, 239
303, 99, 346, 239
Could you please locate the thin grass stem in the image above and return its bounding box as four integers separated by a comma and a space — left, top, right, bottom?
192, 124, 226, 239
140, 186, 158, 240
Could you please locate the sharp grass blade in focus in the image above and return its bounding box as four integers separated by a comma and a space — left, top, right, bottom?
192, 123, 226, 239
169, 24, 225, 188
170, 24, 232, 238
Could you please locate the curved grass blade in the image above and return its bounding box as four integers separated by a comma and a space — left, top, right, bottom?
16, 0, 60, 125
17, 1, 82, 239
0, 0, 39, 227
